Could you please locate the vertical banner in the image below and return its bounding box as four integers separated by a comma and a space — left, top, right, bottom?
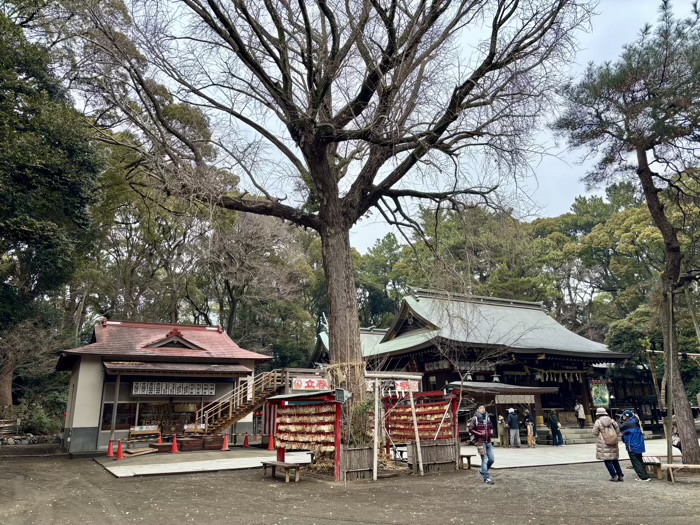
590, 380, 610, 407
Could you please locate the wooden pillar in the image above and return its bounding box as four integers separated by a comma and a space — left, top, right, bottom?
581, 373, 594, 425
451, 394, 460, 469
334, 401, 342, 482
534, 393, 544, 427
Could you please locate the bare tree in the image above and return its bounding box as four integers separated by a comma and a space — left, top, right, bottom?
185, 213, 313, 343
74, 0, 592, 402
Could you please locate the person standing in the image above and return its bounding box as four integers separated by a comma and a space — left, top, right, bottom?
523, 410, 536, 447
507, 408, 521, 448
468, 405, 495, 485
592, 407, 624, 482
620, 410, 650, 481
548, 410, 564, 446
497, 415, 508, 448
574, 400, 586, 429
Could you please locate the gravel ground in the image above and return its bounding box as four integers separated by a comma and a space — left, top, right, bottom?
1, 456, 698, 525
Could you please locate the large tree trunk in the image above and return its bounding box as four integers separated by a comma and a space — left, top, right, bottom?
0, 354, 16, 408
320, 225, 365, 401
637, 149, 700, 464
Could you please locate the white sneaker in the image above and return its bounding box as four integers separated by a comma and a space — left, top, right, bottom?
635, 478, 651, 482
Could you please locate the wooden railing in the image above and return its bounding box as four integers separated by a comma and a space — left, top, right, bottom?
196, 370, 284, 433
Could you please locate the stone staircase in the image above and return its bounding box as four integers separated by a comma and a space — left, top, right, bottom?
536, 426, 655, 445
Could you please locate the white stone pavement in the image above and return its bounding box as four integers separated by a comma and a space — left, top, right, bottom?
98, 450, 313, 478
465, 439, 685, 469
96, 440, 691, 478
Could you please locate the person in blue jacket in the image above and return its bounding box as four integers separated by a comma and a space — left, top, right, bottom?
620, 410, 650, 481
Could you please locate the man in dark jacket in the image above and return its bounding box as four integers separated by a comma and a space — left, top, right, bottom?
620, 410, 650, 481
507, 408, 521, 448
468, 405, 495, 484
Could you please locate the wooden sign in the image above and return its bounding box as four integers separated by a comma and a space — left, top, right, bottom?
132, 381, 216, 396
291, 377, 330, 391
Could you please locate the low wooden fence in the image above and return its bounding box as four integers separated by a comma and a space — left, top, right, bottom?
341, 445, 373, 481
408, 439, 458, 475
0, 419, 20, 436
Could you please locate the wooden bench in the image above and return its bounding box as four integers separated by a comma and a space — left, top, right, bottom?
126, 426, 161, 449
459, 453, 476, 470
660, 463, 700, 483
642, 456, 663, 480
262, 461, 301, 483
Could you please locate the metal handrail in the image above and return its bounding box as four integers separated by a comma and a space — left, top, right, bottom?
195, 370, 284, 431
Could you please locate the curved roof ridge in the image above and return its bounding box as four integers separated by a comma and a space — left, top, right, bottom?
409, 287, 545, 311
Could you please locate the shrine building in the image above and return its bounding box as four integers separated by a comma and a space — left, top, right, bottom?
56, 320, 271, 453
313, 288, 658, 426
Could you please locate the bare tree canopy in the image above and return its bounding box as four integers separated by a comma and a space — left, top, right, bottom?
73, 0, 593, 402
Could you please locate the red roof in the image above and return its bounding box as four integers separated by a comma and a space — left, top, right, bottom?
57, 320, 271, 370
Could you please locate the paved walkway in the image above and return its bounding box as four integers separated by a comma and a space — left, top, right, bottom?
464, 439, 684, 469
95, 448, 312, 478
96, 438, 691, 478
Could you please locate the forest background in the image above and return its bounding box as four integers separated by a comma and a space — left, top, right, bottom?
2, 0, 700, 436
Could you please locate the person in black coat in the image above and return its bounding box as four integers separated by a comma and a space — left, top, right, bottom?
507, 408, 521, 448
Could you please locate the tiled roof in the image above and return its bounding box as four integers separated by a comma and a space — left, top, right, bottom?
58, 320, 271, 367
363, 289, 627, 359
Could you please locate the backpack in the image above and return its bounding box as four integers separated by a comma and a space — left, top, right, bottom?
601, 423, 618, 445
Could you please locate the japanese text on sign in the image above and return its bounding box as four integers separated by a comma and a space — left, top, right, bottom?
394, 380, 420, 392
132, 382, 216, 396
291, 377, 330, 391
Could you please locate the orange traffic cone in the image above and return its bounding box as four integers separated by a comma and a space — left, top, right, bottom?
157, 433, 162, 444
267, 434, 275, 450
170, 434, 180, 454
221, 433, 230, 451
243, 432, 250, 448
114, 439, 124, 461
106, 439, 114, 458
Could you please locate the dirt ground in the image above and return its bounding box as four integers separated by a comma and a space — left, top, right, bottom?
1, 456, 698, 525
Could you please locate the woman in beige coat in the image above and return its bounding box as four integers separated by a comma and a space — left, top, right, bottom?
592, 407, 624, 482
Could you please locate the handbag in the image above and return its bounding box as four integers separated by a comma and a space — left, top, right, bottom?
557, 422, 562, 429
476, 443, 486, 456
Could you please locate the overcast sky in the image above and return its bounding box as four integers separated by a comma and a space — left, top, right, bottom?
350, 0, 675, 253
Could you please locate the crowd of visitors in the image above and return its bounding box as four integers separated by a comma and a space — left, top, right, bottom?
467, 402, 660, 486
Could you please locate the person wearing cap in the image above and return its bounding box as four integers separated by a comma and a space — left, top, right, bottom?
620, 410, 650, 481
592, 407, 624, 482
507, 408, 521, 448
468, 405, 496, 484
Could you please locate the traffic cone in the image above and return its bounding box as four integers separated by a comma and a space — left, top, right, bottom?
114, 439, 124, 461
170, 434, 180, 454
221, 433, 230, 451
267, 434, 275, 450
106, 439, 114, 458
157, 433, 162, 444
243, 432, 250, 448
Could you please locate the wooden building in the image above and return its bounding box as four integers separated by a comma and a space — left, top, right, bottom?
314, 288, 638, 426
56, 320, 271, 453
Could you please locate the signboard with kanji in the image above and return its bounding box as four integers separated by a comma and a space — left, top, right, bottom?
394, 380, 420, 392
132, 381, 216, 396
291, 376, 331, 391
